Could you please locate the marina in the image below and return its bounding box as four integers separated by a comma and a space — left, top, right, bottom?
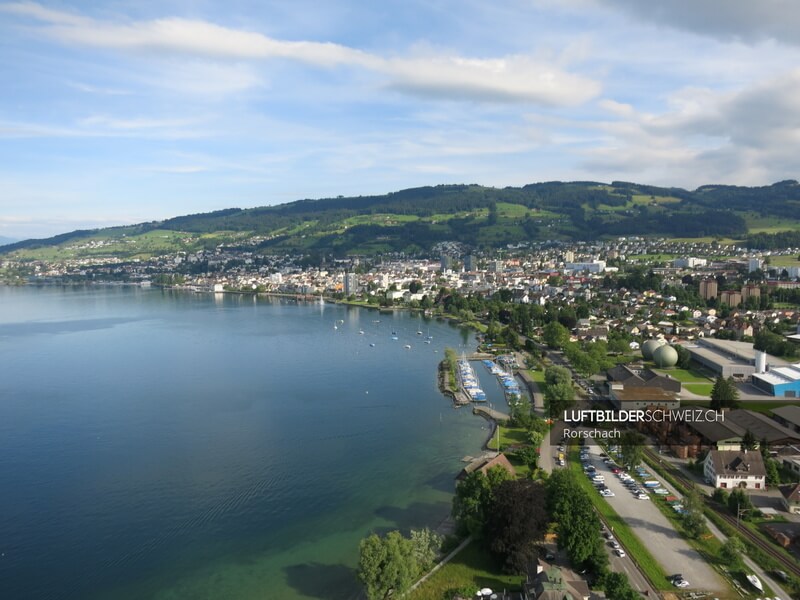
457, 358, 487, 402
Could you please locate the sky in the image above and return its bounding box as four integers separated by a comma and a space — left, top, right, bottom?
2, 1, 800, 240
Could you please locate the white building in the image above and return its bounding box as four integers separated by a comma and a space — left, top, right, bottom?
566, 261, 606, 273
703, 449, 766, 489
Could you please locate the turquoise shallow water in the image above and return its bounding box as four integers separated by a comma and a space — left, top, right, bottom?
0, 286, 487, 600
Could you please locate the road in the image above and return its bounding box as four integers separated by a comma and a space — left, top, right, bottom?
583, 441, 727, 594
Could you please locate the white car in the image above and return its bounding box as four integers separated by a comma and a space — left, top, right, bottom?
674, 578, 689, 588
600, 489, 615, 497
636, 493, 649, 500
615, 548, 626, 557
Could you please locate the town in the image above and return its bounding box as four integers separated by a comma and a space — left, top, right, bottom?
4, 234, 800, 598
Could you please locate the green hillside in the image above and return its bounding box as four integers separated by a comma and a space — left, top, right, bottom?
4, 180, 800, 261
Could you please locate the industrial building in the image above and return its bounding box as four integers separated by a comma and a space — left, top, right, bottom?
752, 363, 800, 398
684, 339, 788, 381
608, 386, 679, 410
606, 364, 682, 394
565, 260, 606, 273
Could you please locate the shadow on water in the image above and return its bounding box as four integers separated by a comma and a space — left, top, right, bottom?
426, 470, 457, 494
284, 562, 358, 600
374, 501, 451, 532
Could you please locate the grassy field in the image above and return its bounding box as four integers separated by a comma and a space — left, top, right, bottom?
769, 254, 800, 267
631, 194, 682, 205
743, 212, 800, 233
486, 425, 529, 451
407, 540, 523, 600
684, 383, 714, 396
655, 367, 713, 383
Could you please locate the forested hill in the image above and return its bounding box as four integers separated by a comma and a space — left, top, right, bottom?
4, 180, 800, 259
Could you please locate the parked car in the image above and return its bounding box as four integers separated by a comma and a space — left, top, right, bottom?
615, 548, 626, 557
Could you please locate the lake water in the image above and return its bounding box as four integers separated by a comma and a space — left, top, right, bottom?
0, 285, 492, 600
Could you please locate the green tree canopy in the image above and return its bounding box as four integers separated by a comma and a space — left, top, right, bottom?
710, 375, 740, 410
542, 321, 570, 349
358, 530, 418, 600
485, 479, 549, 573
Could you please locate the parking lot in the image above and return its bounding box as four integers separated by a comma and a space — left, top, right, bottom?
581, 440, 726, 594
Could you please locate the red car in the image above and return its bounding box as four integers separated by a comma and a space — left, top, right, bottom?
611, 467, 621, 474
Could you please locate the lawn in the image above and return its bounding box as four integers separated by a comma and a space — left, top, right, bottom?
486, 425, 529, 451
654, 367, 713, 383
407, 540, 523, 600
769, 254, 800, 267
495, 202, 530, 218
684, 383, 714, 396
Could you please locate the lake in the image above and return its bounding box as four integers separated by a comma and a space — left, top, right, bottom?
0, 285, 493, 600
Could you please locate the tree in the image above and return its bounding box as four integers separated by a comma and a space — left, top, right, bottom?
358, 530, 418, 600
452, 471, 490, 537
710, 375, 740, 410
760, 436, 770, 460
727, 488, 752, 519
765, 458, 781, 487
619, 430, 645, 470
682, 484, 706, 538
484, 479, 549, 573
719, 535, 745, 571
544, 381, 575, 418
410, 528, 442, 572
602, 572, 640, 600
547, 471, 605, 571
452, 466, 513, 537
712, 487, 729, 505
545, 365, 572, 387
674, 344, 692, 369
741, 429, 757, 451
542, 321, 570, 349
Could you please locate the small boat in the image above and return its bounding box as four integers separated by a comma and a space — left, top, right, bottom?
404, 344, 411, 349
746, 574, 763, 592
424, 339, 431, 344
369, 343, 375, 347
416, 330, 423, 335
358, 330, 364, 335
333, 324, 338, 330
391, 335, 398, 340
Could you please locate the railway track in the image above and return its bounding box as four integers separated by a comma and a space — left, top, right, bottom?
643, 449, 800, 581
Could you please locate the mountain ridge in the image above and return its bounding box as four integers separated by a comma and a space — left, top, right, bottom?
3, 180, 800, 259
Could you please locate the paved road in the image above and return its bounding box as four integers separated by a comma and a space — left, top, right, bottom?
651, 451, 794, 598
583, 441, 727, 594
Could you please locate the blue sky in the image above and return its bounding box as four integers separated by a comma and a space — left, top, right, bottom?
2, 0, 800, 239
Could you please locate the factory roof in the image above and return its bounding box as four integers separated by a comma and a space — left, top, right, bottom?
753, 363, 800, 387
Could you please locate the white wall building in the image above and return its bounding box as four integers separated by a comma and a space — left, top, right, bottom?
703, 449, 766, 489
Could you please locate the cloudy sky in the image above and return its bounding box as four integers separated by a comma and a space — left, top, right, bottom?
2, 0, 800, 239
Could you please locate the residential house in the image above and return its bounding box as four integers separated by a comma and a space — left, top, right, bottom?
779, 483, 800, 515
524, 563, 592, 600
703, 449, 766, 489
456, 453, 515, 482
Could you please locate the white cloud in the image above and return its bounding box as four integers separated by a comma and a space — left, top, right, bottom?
1, 2, 600, 106
595, 0, 800, 46
586, 69, 800, 187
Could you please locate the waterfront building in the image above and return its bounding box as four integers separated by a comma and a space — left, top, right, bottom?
344, 273, 359, 296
